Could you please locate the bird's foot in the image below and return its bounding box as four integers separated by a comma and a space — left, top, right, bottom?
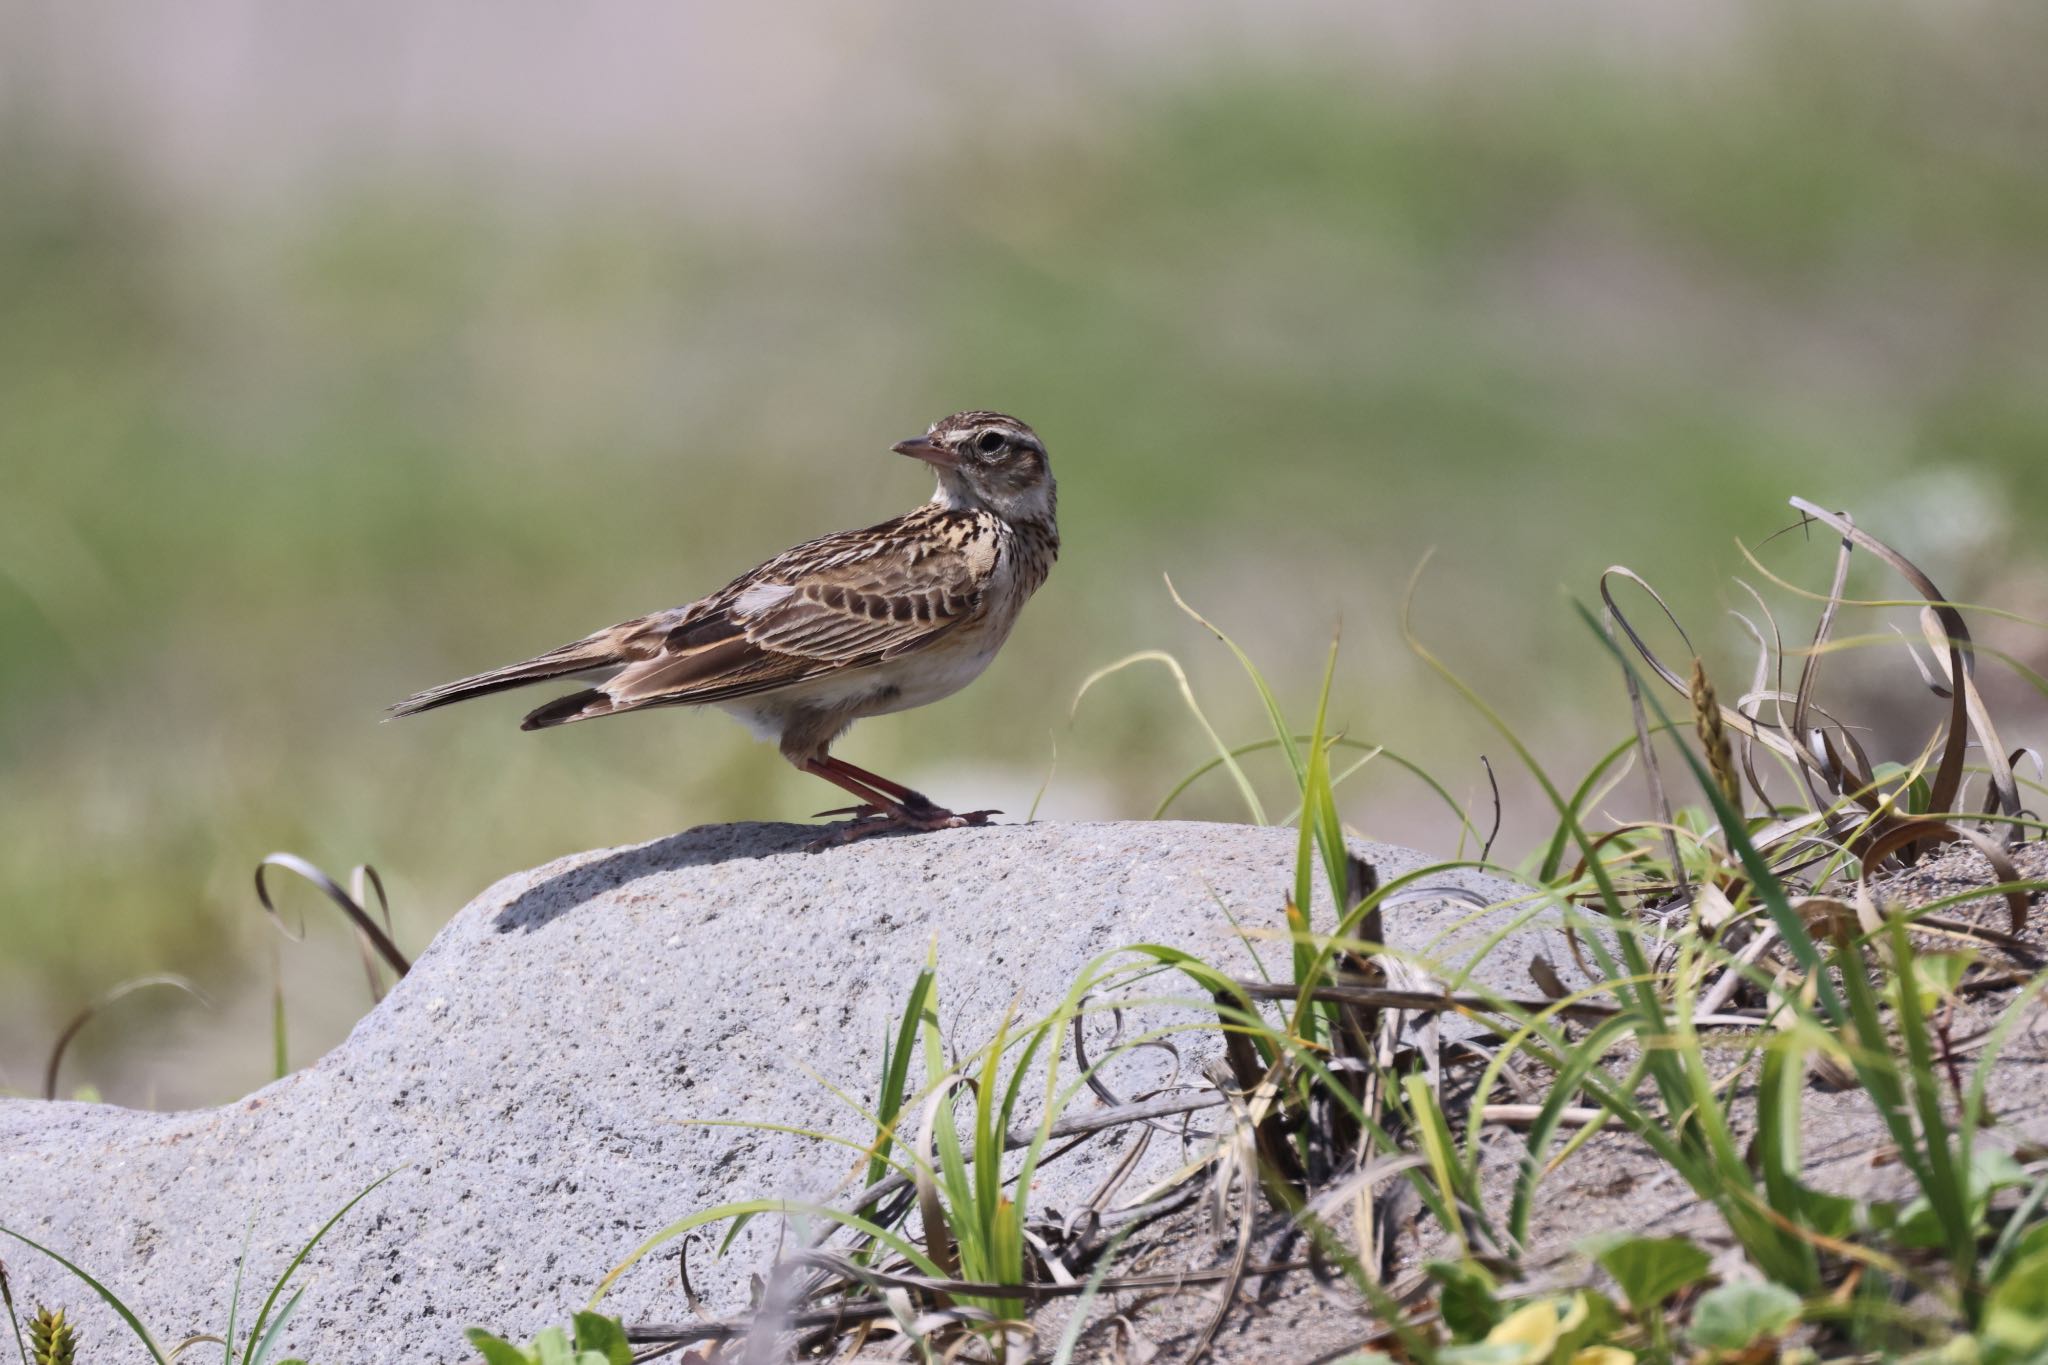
804, 805, 1002, 852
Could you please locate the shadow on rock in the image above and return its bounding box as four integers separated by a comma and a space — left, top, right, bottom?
492, 820, 826, 932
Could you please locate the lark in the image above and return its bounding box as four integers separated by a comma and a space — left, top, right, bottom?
390, 411, 1058, 844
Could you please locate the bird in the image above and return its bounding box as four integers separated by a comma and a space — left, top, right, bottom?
389, 410, 1058, 845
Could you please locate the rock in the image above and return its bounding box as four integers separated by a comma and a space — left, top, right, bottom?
0, 821, 1569, 1364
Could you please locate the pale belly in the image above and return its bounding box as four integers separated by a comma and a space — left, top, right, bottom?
711, 624, 1009, 744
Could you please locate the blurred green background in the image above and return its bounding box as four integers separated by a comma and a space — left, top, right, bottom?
3, 2, 2046, 1106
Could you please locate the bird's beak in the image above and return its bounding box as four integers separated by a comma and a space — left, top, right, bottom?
892, 436, 958, 469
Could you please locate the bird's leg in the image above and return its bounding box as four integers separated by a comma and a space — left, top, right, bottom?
823, 757, 939, 817
823, 756, 1000, 826
802, 759, 904, 823
800, 756, 998, 848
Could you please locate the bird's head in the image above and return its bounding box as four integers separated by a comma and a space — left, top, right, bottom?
894, 411, 1056, 527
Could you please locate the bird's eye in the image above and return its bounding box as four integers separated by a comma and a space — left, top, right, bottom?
975, 430, 1006, 455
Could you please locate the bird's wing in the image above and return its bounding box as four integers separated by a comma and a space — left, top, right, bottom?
593, 519, 990, 711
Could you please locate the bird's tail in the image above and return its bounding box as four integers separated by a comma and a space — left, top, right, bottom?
516, 688, 622, 730
386, 642, 618, 720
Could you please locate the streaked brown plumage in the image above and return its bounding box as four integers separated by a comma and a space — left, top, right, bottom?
390, 411, 1058, 843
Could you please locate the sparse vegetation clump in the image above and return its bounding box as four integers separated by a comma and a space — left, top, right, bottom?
0, 1174, 393, 1365
577, 500, 2048, 1361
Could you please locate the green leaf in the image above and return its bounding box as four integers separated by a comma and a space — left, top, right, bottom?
1687, 1281, 1802, 1351
1894, 1198, 1950, 1251
1792, 1186, 1861, 1241
1434, 1345, 1528, 1365
1583, 1233, 1711, 1314
1428, 1259, 1503, 1340
1986, 1248, 2048, 1356
464, 1329, 535, 1365
1974, 1148, 2031, 1199
1871, 762, 1933, 816
530, 1327, 572, 1365
1887, 949, 1976, 1019
570, 1314, 632, 1365
1996, 1220, 2048, 1281
1894, 1149, 2018, 1253
1555, 1291, 1626, 1357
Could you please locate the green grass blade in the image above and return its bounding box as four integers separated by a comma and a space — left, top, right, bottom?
222, 1213, 254, 1365
1049, 1229, 1131, 1365
1538, 735, 1647, 882
1, 1252, 25, 1365
238, 1168, 399, 1365
590, 1199, 945, 1308
0, 1226, 174, 1365
868, 966, 936, 1192
1966, 970, 2048, 1145
1988, 1170, 2048, 1287
245, 1285, 304, 1365
1305, 635, 1351, 906
1755, 1036, 1823, 1293
1885, 918, 1977, 1308
1506, 1013, 1638, 1247
1166, 578, 1306, 787
1071, 648, 1267, 824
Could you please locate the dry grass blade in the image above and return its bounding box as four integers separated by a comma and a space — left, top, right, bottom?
166, 1332, 226, 1357
1602, 567, 1863, 812
1187, 1064, 1262, 1364
1700, 924, 1779, 1016
44, 974, 209, 1099
1231, 978, 1767, 1029
623, 1258, 1320, 1347
1986, 748, 2043, 820
1788, 497, 2022, 833
1857, 820, 2034, 939
913, 1077, 966, 1284
255, 853, 411, 977
348, 864, 396, 1004
1211, 989, 1306, 1193
1733, 578, 1793, 806
1906, 916, 2043, 969
1788, 504, 1855, 812
837, 1092, 1224, 1232
1070, 1004, 1197, 1139
1477, 756, 1503, 864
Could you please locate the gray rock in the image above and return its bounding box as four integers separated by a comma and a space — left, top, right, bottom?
0, 821, 1570, 1364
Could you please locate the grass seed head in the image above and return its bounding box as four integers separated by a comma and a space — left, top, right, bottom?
29, 1306, 77, 1365
1689, 657, 1742, 817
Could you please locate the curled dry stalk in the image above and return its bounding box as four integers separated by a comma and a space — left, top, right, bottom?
43, 975, 208, 1101
255, 853, 410, 992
